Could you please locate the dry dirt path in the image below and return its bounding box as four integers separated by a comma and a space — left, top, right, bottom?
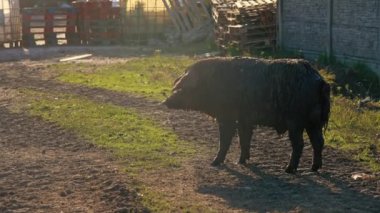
0, 106, 146, 213
1, 60, 380, 212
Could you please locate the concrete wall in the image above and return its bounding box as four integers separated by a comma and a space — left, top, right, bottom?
279, 0, 380, 74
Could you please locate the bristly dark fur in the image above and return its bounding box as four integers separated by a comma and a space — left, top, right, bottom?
164, 57, 331, 173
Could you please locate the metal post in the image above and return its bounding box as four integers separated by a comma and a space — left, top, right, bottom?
120, 0, 127, 42
277, 0, 283, 50
378, 1, 380, 63
327, 0, 333, 60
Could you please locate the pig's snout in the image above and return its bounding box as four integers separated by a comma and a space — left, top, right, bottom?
162, 90, 185, 109
162, 94, 177, 109
161, 98, 171, 107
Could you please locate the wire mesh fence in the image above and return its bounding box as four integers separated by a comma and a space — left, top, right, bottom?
0, 0, 22, 47
124, 0, 172, 44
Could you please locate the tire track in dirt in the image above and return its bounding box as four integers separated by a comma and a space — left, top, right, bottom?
1, 61, 380, 212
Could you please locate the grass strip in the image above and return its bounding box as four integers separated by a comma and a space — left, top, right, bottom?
326, 97, 380, 171
56, 55, 194, 101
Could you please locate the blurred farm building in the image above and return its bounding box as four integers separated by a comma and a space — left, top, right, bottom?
278, 0, 380, 74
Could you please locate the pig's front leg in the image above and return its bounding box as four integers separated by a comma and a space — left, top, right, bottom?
211, 119, 236, 166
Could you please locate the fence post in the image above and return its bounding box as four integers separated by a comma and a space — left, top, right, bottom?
378, 1, 380, 63
327, 0, 333, 60
120, 0, 126, 42
277, 0, 283, 50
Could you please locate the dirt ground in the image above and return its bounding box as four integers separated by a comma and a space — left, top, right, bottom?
0, 55, 380, 212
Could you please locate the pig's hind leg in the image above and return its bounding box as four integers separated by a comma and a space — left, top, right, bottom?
306, 126, 324, 172
285, 124, 305, 173
237, 119, 253, 164
211, 119, 236, 166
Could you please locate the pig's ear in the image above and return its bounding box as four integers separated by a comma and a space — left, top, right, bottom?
173, 76, 184, 91
181, 71, 199, 89
173, 69, 189, 89
173, 71, 198, 90
173, 76, 182, 86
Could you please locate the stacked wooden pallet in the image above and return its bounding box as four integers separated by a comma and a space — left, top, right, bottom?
21, 7, 78, 47
211, 0, 277, 51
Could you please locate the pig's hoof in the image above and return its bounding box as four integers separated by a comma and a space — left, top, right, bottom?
237, 158, 247, 165
211, 159, 223, 166
311, 164, 321, 172
285, 165, 297, 174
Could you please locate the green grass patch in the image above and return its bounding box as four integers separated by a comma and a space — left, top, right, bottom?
326, 96, 380, 171
19, 90, 195, 173
55, 55, 195, 101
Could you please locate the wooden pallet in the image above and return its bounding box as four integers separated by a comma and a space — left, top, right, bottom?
212, 0, 277, 51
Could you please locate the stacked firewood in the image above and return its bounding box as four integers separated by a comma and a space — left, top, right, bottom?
211, 0, 277, 51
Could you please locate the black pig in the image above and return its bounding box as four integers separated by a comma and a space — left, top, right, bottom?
163, 57, 330, 173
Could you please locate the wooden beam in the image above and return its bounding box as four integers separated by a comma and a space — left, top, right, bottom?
181, 1, 197, 26
162, 0, 184, 32
169, 0, 192, 31
183, 0, 202, 26
198, 0, 212, 20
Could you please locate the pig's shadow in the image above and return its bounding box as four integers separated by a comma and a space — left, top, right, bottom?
197, 165, 380, 212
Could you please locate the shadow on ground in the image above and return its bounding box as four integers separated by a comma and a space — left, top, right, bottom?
198, 163, 380, 212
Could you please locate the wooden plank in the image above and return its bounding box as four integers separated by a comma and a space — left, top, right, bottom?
235, 1, 243, 9
248, 1, 258, 7
247, 24, 276, 30
59, 54, 92, 62
242, 1, 249, 8
243, 38, 275, 45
